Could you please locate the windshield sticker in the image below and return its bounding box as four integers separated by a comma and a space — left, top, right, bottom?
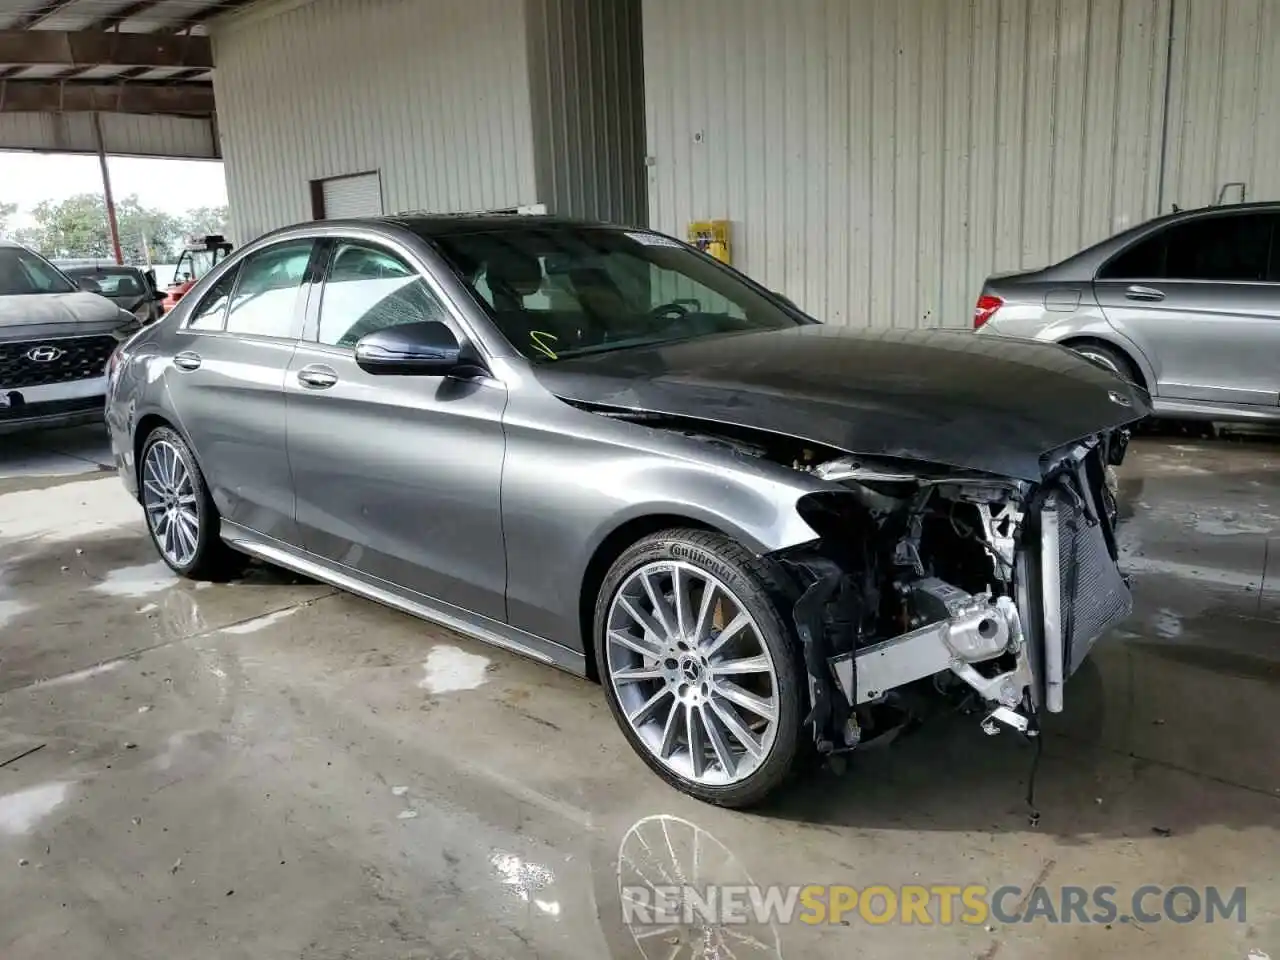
625, 231, 684, 249
529, 330, 559, 360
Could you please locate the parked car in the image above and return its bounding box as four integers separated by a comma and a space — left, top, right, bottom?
58, 262, 167, 325
105, 216, 1146, 806
1, 240, 142, 434
974, 201, 1280, 422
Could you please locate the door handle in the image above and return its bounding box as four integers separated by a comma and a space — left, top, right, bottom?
296, 365, 338, 389
1124, 284, 1165, 302
173, 351, 202, 371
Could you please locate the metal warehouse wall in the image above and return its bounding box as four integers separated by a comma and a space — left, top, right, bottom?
643, 0, 1186, 329
212, 0, 540, 242
1161, 0, 1280, 209
526, 0, 648, 224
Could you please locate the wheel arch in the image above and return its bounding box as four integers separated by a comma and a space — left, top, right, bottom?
132, 412, 178, 500
1059, 333, 1153, 394
577, 513, 723, 682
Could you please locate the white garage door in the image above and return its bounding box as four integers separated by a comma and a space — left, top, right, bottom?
320, 173, 383, 218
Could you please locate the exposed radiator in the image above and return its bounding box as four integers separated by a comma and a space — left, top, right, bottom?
1040, 460, 1131, 712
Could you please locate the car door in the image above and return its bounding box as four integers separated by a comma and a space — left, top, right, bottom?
164, 238, 316, 542
1093, 211, 1280, 407
285, 235, 508, 622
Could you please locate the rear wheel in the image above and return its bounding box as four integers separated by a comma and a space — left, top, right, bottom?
594, 529, 805, 808
139, 426, 245, 581
1069, 340, 1140, 386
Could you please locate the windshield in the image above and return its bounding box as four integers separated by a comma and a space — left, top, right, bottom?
425, 226, 805, 362
62, 266, 147, 297
0, 247, 76, 296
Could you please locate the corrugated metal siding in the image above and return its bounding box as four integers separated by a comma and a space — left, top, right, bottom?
0, 113, 218, 158
1161, 0, 1280, 209
212, 0, 539, 243
643, 0, 1172, 328
525, 0, 647, 223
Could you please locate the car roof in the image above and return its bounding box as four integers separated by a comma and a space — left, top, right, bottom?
1017, 200, 1280, 282
379, 213, 617, 236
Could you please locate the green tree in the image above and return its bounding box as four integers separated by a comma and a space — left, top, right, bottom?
27, 194, 112, 259
116, 196, 183, 264
16, 193, 186, 263
0, 201, 16, 237
180, 205, 229, 238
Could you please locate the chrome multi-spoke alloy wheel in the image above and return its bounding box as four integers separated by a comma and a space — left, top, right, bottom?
142, 439, 200, 568
605, 560, 780, 787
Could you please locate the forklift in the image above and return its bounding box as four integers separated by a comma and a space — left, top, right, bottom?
161, 234, 233, 311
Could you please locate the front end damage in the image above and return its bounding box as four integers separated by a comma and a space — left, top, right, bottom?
779, 430, 1132, 755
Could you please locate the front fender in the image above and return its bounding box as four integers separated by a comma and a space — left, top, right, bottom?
499, 418, 829, 649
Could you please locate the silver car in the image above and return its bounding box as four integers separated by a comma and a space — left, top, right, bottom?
975, 202, 1280, 422
106, 215, 1146, 806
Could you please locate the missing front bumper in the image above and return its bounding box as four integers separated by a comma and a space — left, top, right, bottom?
823, 479, 1131, 729
829, 582, 1033, 713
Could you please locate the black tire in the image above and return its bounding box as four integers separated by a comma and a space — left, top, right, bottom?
593, 528, 806, 808
139, 426, 246, 581
1068, 341, 1141, 386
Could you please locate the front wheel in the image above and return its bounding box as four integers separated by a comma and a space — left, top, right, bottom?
139, 426, 245, 581
594, 529, 806, 808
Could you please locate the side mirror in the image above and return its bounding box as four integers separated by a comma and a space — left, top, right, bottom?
355, 321, 463, 376
76, 276, 103, 294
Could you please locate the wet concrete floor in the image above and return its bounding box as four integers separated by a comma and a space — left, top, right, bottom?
0, 426, 1277, 959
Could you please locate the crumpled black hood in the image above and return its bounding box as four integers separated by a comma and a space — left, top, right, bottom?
533, 326, 1150, 480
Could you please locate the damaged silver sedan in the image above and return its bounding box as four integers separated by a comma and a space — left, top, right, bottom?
105, 215, 1148, 807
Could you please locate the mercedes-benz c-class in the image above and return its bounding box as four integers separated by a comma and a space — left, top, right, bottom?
106, 215, 1146, 806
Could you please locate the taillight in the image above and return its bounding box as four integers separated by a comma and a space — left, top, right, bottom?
973, 294, 1003, 329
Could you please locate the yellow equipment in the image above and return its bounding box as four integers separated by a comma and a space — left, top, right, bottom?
688, 220, 731, 264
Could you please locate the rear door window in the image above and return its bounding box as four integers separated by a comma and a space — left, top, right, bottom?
1100, 213, 1277, 282
225, 240, 316, 339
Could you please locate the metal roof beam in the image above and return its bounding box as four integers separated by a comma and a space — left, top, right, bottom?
0, 30, 212, 68
8, 0, 78, 31
0, 80, 215, 116
83, 0, 169, 32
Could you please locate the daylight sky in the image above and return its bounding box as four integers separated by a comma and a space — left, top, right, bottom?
0, 152, 227, 227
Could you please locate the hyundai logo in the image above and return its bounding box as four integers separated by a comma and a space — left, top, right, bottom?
25, 345, 64, 363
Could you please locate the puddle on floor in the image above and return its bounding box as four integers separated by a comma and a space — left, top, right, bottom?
31, 660, 123, 689
92, 561, 178, 599
222, 606, 298, 635
0, 598, 32, 629
0, 782, 72, 835
419, 645, 490, 693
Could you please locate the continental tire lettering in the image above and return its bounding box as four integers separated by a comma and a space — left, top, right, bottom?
668, 544, 737, 584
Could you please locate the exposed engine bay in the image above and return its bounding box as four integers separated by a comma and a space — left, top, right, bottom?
603, 408, 1133, 756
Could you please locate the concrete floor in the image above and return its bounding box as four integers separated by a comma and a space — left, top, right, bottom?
0, 426, 1276, 959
